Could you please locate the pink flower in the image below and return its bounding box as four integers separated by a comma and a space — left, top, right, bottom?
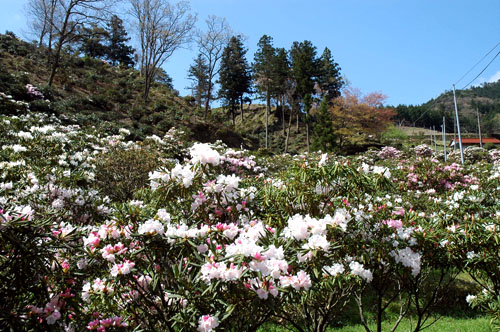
383, 219, 403, 229
110, 260, 135, 277
197, 315, 219, 332
87, 319, 100, 330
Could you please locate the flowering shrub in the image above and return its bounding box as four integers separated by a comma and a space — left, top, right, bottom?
378, 146, 403, 159
489, 149, 500, 164
26, 84, 44, 100
413, 144, 433, 157
0, 107, 499, 331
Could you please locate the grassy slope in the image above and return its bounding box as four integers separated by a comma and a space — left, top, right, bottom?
0, 33, 253, 148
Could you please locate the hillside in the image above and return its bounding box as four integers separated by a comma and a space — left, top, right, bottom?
395, 81, 500, 136
1, 32, 396, 155
0, 32, 254, 149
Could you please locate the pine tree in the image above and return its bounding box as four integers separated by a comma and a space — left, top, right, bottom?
218, 35, 251, 126
290, 41, 318, 100
187, 54, 210, 109
253, 35, 276, 148
106, 15, 135, 67
317, 47, 343, 102
290, 40, 319, 151
78, 24, 108, 59
311, 97, 336, 152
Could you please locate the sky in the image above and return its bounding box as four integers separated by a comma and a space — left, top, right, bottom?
1, 0, 500, 106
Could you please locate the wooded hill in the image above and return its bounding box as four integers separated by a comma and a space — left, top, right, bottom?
1, 32, 393, 155
392, 82, 500, 136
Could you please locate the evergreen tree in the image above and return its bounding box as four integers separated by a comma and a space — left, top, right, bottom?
272, 47, 291, 135
290, 40, 319, 151
106, 15, 135, 67
187, 53, 210, 109
311, 97, 336, 152
154, 67, 174, 89
218, 35, 251, 125
316, 47, 343, 102
290, 41, 318, 100
78, 24, 108, 59
253, 35, 276, 148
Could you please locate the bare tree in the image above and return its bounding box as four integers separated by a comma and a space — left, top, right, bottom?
196, 15, 232, 120
130, 0, 196, 101
41, 0, 113, 86
25, 0, 58, 48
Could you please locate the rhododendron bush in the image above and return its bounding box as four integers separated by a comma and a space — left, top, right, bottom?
1, 109, 500, 331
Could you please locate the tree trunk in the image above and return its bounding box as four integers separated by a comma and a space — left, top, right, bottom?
232, 102, 235, 126
376, 290, 382, 332
48, 3, 72, 86
47, 0, 56, 55
281, 95, 286, 136
285, 105, 293, 153
296, 112, 299, 133
204, 80, 213, 120
306, 121, 310, 152
240, 95, 244, 123
266, 86, 270, 149
48, 40, 63, 86
144, 73, 151, 102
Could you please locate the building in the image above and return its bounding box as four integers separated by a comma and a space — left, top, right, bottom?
450, 137, 500, 148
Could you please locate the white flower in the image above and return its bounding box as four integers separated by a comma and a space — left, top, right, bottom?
390, 247, 421, 277
157, 209, 171, 222
318, 153, 328, 167
303, 234, 330, 251
255, 288, 269, 299
138, 219, 165, 236
190, 143, 221, 166
466, 251, 479, 260
323, 263, 345, 277
283, 214, 310, 240
466, 294, 477, 304
119, 128, 130, 136
349, 261, 373, 282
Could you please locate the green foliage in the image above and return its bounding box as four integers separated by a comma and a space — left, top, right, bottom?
316, 47, 344, 101
253, 35, 276, 95
106, 15, 135, 67
95, 146, 160, 202
312, 97, 337, 152
290, 40, 318, 99
188, 53, 210, 108
78, 24, 109, 59
218, 35, 252, 125
381, 126, 409, 146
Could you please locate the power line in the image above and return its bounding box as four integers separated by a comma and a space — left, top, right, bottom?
455, 40, 500, 86
410, 41, 500, 127
461, 50, 500, 89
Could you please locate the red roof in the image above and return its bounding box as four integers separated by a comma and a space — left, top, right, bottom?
451, 138, 500, 144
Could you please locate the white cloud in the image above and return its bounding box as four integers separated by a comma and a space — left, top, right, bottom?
488, 70, 500, 83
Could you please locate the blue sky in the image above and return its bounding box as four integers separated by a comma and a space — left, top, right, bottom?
1, 0, 500, 106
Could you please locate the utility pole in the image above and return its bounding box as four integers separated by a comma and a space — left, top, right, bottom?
442, 116, 447, 162
452, 84, 464, 164
453, 112, 456, 150
476, 107, 482, 148
433, 126, 437, 154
